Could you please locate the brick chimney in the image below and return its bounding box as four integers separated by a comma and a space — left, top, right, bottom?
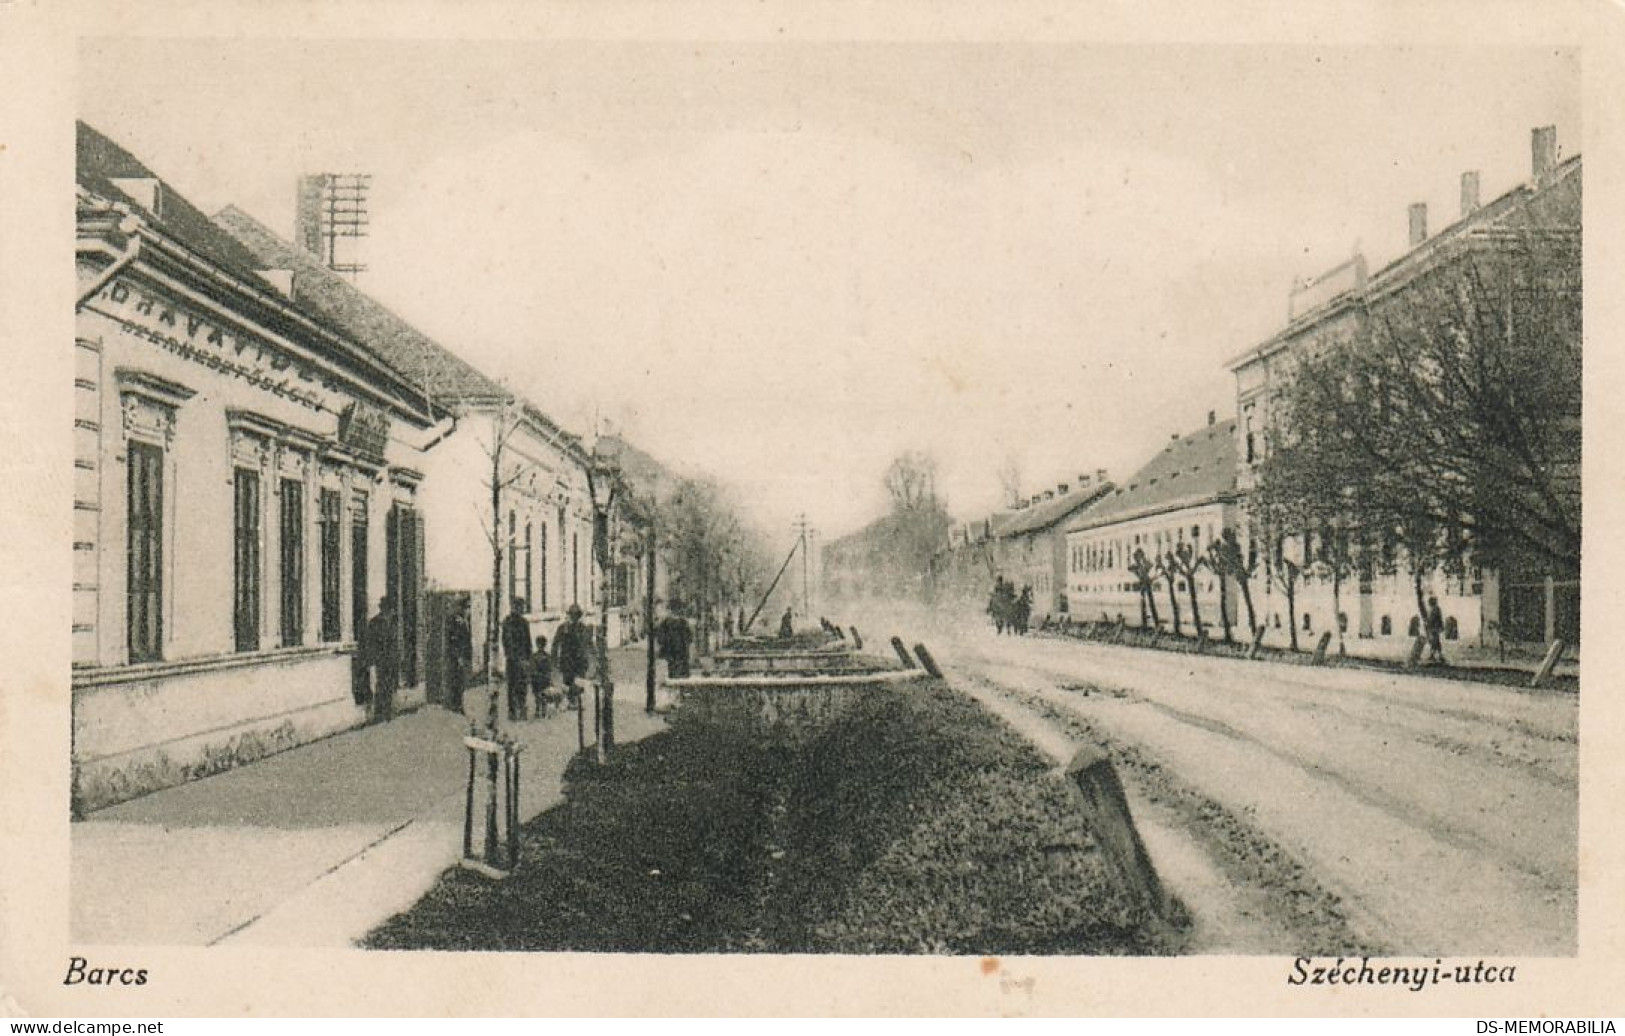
1460, 171, 1481, 218
1078, 473, 1091, 488
1532, 125, 1557, 185
1207, 409, 1217, 426
1408, 203, 1428, 247
1057, 482, 1070, 495
1096, 468, 1107, 483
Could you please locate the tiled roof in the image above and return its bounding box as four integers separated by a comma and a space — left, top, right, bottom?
997, 481, 1115, 538
1067, 418, 1239, 532
213, 205, 508, 407
77, 121, 269, 287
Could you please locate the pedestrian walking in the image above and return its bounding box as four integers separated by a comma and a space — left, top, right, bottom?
657, 600, 693, 680
1426, 595, 1447, 664
501, 597, 532, 722
779, 607, 794, 639
445, 598, 472, 715
552, 603, 593, 710
363, 596, 398, 724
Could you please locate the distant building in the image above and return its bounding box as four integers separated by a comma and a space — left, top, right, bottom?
73, 123, 439, 811
1065, 416, 1239, 631
984, 473, 1115, 624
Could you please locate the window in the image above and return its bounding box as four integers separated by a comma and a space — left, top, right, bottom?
351, 492, 369, 642
126, 440, 164, 663
572, 531, 580, 604
279, 479, 305, 647
523, 521, 533, 608
538, 523, 548, 610
1380, 615, 1392, 636
1445, 616, 1460, 640
319, 488, 342, 642
234, 468, 262, 652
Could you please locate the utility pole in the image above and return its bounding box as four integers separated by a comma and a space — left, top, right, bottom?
792, 514, 815, 619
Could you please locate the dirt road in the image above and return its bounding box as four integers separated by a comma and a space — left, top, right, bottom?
852, 610, 1577, 956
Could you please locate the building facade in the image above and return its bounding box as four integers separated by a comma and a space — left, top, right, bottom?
214, 205, 645, 696
1225, 127, 1581, 654
1065, 417, 1240, 633
984, 473, 1114, 625
74, 123, 438, 811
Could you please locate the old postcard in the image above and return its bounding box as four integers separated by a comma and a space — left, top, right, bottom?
2, 0, 1623, 1018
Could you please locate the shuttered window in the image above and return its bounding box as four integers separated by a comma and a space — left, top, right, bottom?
280, 479, 305, 647
126, 441, 164, 663
319, 489, 342, 642
350, 492, 369, 641
234, 468, 261, 652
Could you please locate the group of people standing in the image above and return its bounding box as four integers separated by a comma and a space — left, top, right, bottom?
987, 576, 1034, 636
359, 593, 704, 729
501, 598, 594, 722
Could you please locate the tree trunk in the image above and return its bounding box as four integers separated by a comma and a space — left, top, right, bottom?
1184, 570, 1204, 640
1412, 565, 1428, 632
1217, 571, 1234, 644
1332, 571, 1346, 656
1238, 574, 1258, 639
1164, 575, 1182, 636
487, 439, 503, 734
1285, 579, 1299, 652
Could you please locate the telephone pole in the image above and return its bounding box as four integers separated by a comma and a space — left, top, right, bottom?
792, 514, 816, 618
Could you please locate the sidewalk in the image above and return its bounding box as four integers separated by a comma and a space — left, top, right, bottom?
71, 643, 671, 947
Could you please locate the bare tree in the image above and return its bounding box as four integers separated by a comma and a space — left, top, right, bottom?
475, 394, 535, 732
880, 450, 953, 601
996, 453, 1024, 511
1155, 550, 1183, 637
1171, 541, 1206, 638
1128, 547, 1160, 630
1258, 229, 1580, 643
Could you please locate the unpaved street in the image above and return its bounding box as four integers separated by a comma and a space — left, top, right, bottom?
858, 609, 1577, 956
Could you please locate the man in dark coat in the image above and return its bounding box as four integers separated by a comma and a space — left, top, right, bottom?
657, 600, 693, 680
364, 596, 399, 724
779, 607, 794, 639
1425, 595, 1447, 664
445, 599, 473, 715
552, 603, 593, 709
501, 597, 532, 722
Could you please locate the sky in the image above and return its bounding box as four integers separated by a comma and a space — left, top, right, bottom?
78, 39, 1580, 541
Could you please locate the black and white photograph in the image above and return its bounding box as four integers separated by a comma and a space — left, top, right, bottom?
2, 0, 1621, 1020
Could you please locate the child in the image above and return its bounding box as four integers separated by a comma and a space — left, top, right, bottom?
530, 634, 558, 718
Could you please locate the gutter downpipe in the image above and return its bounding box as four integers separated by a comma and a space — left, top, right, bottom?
419, 410, 459, 452
76, 227, 141, 311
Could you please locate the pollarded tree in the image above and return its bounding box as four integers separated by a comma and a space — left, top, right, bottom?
1171, 541, 1207, 639
1155, 549, 1183, 637
1206, 528, 1257, 643
1128, 547, 1161, 630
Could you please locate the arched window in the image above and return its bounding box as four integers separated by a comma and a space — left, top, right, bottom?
1337, 611, 1349, 633
1445, 616, 1460, 640
1407, 616, 1421, 637
1380, 615, 1392, 636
